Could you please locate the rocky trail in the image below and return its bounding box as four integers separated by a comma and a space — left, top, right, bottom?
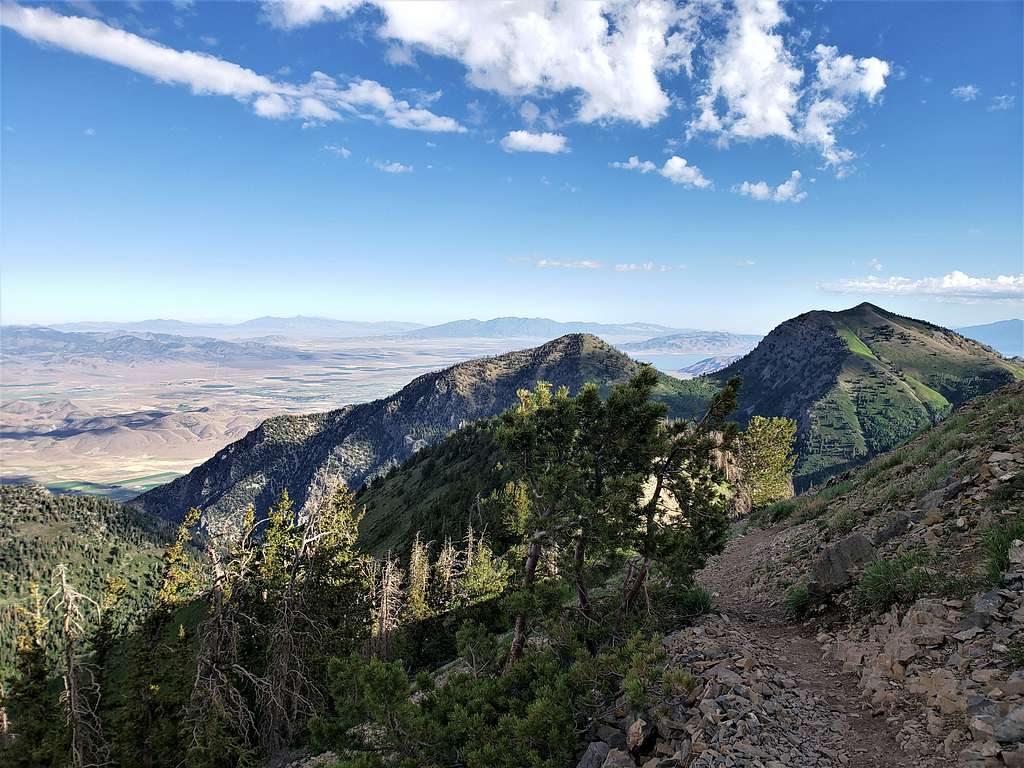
669, 523, 955, 768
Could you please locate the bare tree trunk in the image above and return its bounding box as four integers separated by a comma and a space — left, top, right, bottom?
52, 564, 107, 768
504, 538, 542, 672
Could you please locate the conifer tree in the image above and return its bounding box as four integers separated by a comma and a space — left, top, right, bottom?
156, 507, 202, 611
404, 533, 432, 622
258, 481, 371, 755
431, 537, 459, 612
2, 583, 64, 767
738, 415, 798, 508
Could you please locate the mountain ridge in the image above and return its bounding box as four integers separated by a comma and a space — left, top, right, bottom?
134, 333, 700, 526
705, 302, 1022, 485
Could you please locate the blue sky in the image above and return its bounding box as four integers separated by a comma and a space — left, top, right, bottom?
1, 0, 1021, 334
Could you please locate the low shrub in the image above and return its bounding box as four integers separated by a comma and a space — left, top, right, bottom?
784, 584, 812, 619
750, 499, 799, 528
981, 514, 1024, 586
828, 509, 861, 537
855, 551, 930, 611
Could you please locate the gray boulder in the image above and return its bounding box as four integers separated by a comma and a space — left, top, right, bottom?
809, 533, 877, 595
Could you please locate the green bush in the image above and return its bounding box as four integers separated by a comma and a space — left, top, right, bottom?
750, 499, 799, 528
784, 584, 812, 619
828, 509, 861, 537
674, 585, 715, 617
855, 551, 931, 611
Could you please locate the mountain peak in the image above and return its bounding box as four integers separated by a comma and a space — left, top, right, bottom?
135, 332, 664, 525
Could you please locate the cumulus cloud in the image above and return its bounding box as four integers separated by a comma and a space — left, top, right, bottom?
264, 0, 703, 126
0, 2, 464, 133
822, 271, 1024, 301
610, 154, 710, 188
733, 170, 806, 202
988, 94, 1016, 112
951, 84, 980, 102
500, 130, 568, 154
659, 156, 711, 188
371, 159, 413, 173
690, 0, 889, 175
866, 258, 883, 272
609, 155, 657, 173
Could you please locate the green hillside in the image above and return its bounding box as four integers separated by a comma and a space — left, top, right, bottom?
0, 485, 176, 672
708, 303, 1022, 486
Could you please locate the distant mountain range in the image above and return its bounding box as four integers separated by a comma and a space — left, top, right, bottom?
1, 326, 314, 365
675, 354, 745, 378
48, 316, 424, 340
956, 319, 1023, 358
619, 330, 762, 354
401, 317, 687, 340
703, 303, 1022, 485
40, 316, 696, 343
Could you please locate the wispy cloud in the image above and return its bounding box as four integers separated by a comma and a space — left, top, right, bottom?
614, 262, 685, 272
988, 94, 1016, 112
371, 159, 413, 174
0, 3, 464, 133
323, 143, 351, 158
733, 170, 806, 203
821, 270, 1024, 300
951, 84, 980, 102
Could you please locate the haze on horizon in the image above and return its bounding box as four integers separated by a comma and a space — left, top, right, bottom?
0, 0, 1021, 334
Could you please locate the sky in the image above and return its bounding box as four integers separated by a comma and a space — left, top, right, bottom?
1, 0, 1021, 334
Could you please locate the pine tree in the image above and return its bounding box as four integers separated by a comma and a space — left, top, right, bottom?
404, 533, 432, 622
156, 507, 202, 611
3, 583, 64, 767
258, 481, 371, 756
738, 416, 798, 508
431, 537, 459, 612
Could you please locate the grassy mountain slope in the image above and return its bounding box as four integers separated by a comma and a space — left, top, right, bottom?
708, 303, 1022, 485
137, 334, 705, 527
0, 484, 175, 671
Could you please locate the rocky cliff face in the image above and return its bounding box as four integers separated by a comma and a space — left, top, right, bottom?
135, 334, 681, 527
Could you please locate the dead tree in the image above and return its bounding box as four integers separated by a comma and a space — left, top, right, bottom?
50, 564, 108, 768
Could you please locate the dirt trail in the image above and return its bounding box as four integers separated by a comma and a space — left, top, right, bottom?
698, 524, 949, 768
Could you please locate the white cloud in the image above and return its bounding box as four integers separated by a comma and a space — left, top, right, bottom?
988, 94, 1016, 112
822, 270, 1024, 300
500, 130, 568, 154
531, 258, 604, 269
384, 43, 414, 67
610, 154, 710, 188
736, 259, 756, 267
609, 155, 657, 173
200, 34, 218, 46
866, 257, 883, 272
323, 143, 351, 158
371, 159, 413, 174
951, 84, 980, 102
614, 262, 685, 272
690, 0, 889, 176
659, 155, 710, 188
264, 0, 703, 126
692, 0, 801, 141
83, 127, 96, 136
519, 101, 540, 126
0, 3, 464, 133
734, 170, 806, 202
